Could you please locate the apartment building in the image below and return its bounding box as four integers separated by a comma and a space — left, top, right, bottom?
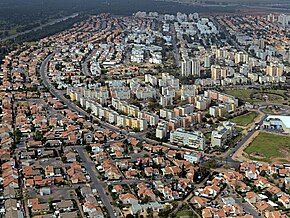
170, 128, 205, 150
211, 121, 236, 148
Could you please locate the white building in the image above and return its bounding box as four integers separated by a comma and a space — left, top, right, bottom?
204, 55, 211, 68
170, 128, 205, 150
211, 121, 236, 148
160, 108, 175, 120
263, 115, 290, 134
112, 89, 131, 100
145, 74, 158, 86
156, 122, 168, 139
181, 59, 200, 77
184, 152, 201, 163
160, 95, 173, 107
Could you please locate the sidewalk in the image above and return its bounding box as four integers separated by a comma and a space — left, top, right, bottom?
232, 131, 260, 162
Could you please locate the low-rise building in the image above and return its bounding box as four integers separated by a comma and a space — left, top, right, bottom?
184, 152, 201, 163
170, 128, 205, 150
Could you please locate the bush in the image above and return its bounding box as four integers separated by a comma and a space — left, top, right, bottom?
85, 145, 92, 153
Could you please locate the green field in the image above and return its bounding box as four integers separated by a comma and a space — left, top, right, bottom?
174, 210, 196, 218
225, 89, 254, 100
244, 132, 290, 163
225, 89, 289, 104
230, 111, 258, 126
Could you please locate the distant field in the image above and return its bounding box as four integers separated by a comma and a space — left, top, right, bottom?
230, 111, 258, 126
244, 132, 290, 163
225, 89, 289, 104
0, 29, 17, 37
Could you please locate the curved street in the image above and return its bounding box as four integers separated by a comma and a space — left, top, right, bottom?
40, 52, 117, 218
220, 103, 290, 166
40, 51, 290, 218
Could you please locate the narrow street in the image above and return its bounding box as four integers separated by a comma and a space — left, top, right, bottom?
230, 193, 260, 218
75, 147, 116, 218
40, 53, 116, 218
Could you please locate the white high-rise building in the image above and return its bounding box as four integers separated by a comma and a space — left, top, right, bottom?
267, 14, 276, 22
192, 59, 201, 77
204, 56, 211, 68
160, 95, 173, 107
234, 52, 249, 64
278, 14, 289, 27
181, 60, 191, 76
181, 59, 200, 77
211, 121, 236, 148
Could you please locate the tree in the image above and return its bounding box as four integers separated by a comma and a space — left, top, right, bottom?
14, 128, 22, 144
142, 195, 150, 204
181, 164, 186, 177
146, 207, 153, 217
175, 153, 182, 160
260, 170, 266, 177
128, 145, 133, 151
33, 130, 43, 141
85, 145, 92, 153
158, 205, 171, 217
205, 113, 211, 118
87, 108, 92, 113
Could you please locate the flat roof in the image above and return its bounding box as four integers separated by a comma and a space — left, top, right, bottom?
266, 115, 290, 129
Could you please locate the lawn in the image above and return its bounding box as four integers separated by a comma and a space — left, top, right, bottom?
225, 89, 289, 104
263, 89, 287, 96
244, 132, 290, 163
263, 105, 282, 115
236, 127, 244, 133
253, 93, 285, 104
174, 210, 195, 218
225, 89, 254, 100
230, 111, 258, 126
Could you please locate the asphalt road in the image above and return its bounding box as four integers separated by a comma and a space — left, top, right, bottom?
40, 53, 116, 218
170, 23, 180, 67
40, 52, 91, 119
210, 16, 244, 52
40, 50, 290, 218
75, 147, 116, 218
81, 21, 107, 76
40, 53, 137, 135
222, 103, 290, 166
229, 192, 260, 218
223, 108, 266, 165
